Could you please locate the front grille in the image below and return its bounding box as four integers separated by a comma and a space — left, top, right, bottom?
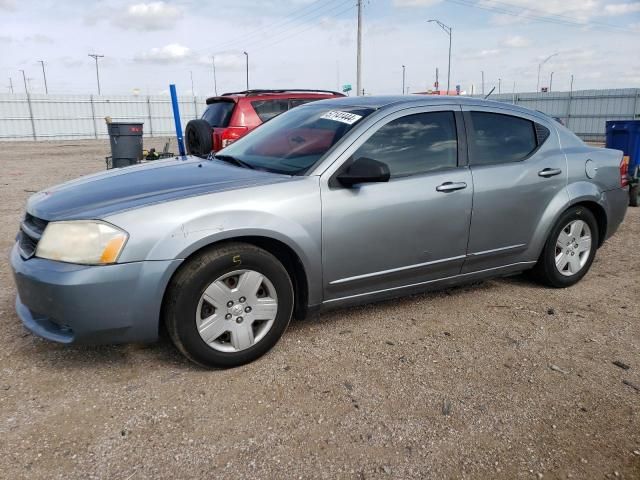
18, 213, 48, 259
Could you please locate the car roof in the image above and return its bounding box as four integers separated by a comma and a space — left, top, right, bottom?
206, 89, 344, 104
311, 95, 547, 120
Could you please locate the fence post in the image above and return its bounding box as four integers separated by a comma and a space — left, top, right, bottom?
146, 95, 154, 137
26, 93, 36, 141
193, 96, 198, 119
633, 89, 639, 120
566, 90, 573, 130
90, 94, 98, 139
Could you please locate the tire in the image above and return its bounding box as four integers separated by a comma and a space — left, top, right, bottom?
185, 119, 213, 158
630, 183, 639, 207
164, 242, 294, 368
531, 206, 599, 288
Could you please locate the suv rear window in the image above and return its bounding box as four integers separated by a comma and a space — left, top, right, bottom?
202, 101, 235, 127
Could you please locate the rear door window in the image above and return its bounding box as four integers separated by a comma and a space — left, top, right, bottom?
251, 99, 290, 122
202, 101, 235, 127
468, 111, 538, 165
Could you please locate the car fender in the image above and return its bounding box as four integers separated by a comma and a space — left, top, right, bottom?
525, 182, 607, 262
106, 179, 323, 305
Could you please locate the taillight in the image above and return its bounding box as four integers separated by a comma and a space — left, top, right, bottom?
220, 126, 248, 148
620, 155, 629, 187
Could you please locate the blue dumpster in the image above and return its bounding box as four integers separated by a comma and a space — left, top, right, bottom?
606, 120, 640, 206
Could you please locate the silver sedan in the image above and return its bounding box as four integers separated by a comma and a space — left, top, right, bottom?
11, 96, 629, 367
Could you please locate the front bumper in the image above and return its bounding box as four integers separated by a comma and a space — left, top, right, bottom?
10, 244, 182, 345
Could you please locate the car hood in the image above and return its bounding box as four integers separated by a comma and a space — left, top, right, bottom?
27, 156, 292, 221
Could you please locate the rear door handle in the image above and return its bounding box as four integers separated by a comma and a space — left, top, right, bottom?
436, 181, 467, 192
538, 168, 562, 178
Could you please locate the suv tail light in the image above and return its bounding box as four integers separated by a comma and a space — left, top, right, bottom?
620, 155, 629, 187
221, 126, 248, 148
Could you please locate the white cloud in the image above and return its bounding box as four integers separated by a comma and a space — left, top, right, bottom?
113, 2, 182, 31
133, 43, 192, 63
393, 0, 442, 6
502, 35, 531, 48
0, 0, 15, 10
459, 48, 502, 60
604, 2, 640, 15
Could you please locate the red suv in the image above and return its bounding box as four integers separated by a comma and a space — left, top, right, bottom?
185, 89, 345, 156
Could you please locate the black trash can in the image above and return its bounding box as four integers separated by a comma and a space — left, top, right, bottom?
107, 122, 143, 168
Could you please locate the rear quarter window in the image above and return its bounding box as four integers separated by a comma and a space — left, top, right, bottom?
469, 111, 542, 165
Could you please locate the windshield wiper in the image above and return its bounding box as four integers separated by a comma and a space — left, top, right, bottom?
213, 154, 255, 170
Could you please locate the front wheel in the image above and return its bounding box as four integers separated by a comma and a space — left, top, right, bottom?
164, 243, 294, 368
531, 206, 599, 288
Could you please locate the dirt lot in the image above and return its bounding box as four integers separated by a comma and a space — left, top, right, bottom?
0, 139, 639, 479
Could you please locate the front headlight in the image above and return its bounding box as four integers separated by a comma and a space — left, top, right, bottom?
36, 221, 128, 265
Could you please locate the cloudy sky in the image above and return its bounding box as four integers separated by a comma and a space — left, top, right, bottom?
1, 0, 639, 96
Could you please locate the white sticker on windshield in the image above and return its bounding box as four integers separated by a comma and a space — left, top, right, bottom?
320, 110, 363, 125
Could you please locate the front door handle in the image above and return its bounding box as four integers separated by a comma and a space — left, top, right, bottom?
538, 168, 562, 178
436, 181, 467, 193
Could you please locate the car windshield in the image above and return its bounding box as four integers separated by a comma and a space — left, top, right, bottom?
216, 104, 374, 174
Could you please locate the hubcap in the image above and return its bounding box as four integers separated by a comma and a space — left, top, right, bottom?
555, 219, 592, 277
195, 269, 278, 353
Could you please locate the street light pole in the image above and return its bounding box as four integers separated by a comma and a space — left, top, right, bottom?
498, 78, 501, 94
243, 51, 249, 90
88, 53, 104, 95
212, 56, 218, 96
537, 52, 558, 92
549, 71, 554, 92
38, 60, 48, 94
20, 69, 28, 94
481, 70, 484, 95
428, 19, 452, 95
402, 65, 405, 95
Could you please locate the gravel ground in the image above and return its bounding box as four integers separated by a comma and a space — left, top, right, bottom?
1, 140, 639, 480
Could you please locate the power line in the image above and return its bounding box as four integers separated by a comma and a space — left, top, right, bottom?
443, 0, 635, 33
204, 0, 351, 54
472, 0, 633, 32
242, 4, 356, 54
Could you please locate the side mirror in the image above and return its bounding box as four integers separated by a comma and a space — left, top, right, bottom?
336, 157, 390, 187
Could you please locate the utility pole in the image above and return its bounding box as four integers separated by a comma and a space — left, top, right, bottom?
88, 53, 104, 95
190, 70, 195, 97
38, 60, 48, 94
481, 70, 485, 95
243, 51, 249, 90
537, 52, 558, 93
402, 65, 406, 95
356, 0, 363, 96
428, 19, 452, 95
498, 78, 501, 94
8, 77, 14, 93
549, 71, 554, 92
570, 74, 574, 93
435, 67, 439, 90
512, 81, 516, 104
20, 69, 28, 93
212, 56, 218, 96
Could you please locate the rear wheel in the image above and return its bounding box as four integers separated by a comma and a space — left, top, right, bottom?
531, 206, 599, 288
185, 119, 213, 157
164, 243, 294, 368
